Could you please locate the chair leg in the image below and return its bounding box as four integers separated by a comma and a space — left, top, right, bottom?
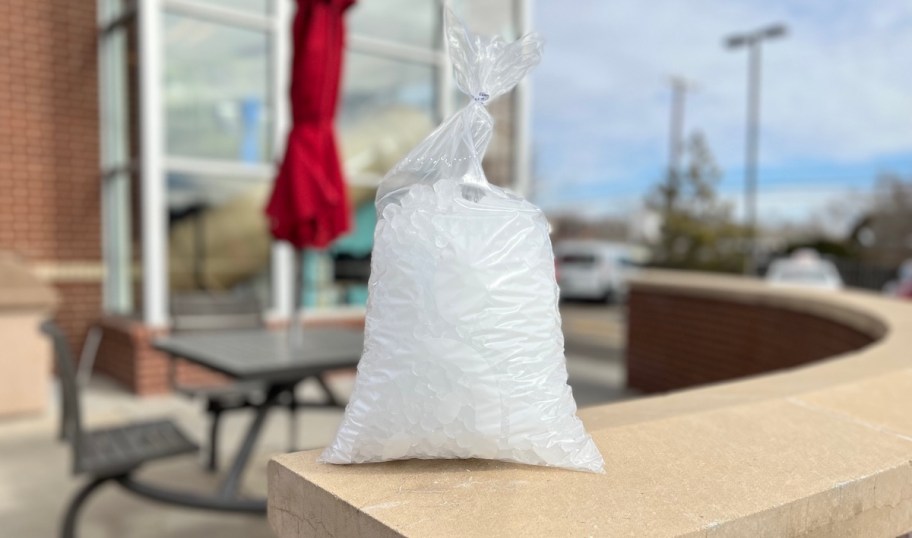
287, 390, 299, 453
315, 374, 341, 407
61, 477, 110, 538
207, 408, 222, 473
59, 404, 69, 441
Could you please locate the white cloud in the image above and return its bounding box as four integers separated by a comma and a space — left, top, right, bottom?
722, 184, 869, 236
532, 0, 912, 198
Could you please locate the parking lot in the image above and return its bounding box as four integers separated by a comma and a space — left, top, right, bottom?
560, 302, 637, 407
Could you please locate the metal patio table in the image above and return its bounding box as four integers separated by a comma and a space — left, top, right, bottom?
152, 327, 363, 513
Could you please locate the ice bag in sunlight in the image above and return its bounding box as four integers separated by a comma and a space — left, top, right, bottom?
320, 9, 603, 473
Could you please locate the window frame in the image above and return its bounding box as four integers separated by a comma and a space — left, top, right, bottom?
104, 0, 530, 326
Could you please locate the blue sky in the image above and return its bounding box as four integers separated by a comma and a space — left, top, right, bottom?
530, 0, 912, 228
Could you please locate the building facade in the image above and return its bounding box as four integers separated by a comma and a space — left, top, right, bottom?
0, 0, 103, 350
1, 0, 532, 393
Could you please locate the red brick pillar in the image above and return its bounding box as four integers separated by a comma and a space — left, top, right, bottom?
0, 0, 103, 351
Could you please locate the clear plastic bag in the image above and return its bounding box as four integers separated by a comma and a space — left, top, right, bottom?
320, 9, 604, 473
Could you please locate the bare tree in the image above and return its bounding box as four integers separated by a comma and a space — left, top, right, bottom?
647, 132, 748, 272
852, 174, 912, 268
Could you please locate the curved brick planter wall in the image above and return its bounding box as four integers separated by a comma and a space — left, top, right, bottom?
626, 288, 878, 393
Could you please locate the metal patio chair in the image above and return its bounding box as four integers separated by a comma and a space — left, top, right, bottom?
56, 325, 102, 443
41, 321, 200, 538
169, 292, 342, 471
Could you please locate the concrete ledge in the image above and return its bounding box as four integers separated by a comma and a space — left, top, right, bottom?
268, 271, 912, 537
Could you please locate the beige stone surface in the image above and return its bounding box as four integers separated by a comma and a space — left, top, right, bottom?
0, 313, 52, 417
268, 272, 912, 537
0, 252, 59, 310
0, 253, 57, 416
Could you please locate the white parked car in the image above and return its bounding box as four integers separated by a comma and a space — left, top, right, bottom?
555, 241, 643, 302
883, 259, 912, 299
765, 250, 843, 291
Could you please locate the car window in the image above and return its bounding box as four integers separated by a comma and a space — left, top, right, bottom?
772, 266, 829, 283
559, 254, 596, 266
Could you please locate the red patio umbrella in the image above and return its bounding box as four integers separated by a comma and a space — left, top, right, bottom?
266, 0, 355, 249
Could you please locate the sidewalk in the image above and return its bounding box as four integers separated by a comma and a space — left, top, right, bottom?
1, 338, 631, 536
0, 376, 352, 538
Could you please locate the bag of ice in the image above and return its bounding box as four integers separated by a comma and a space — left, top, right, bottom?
320, 9, 604, 473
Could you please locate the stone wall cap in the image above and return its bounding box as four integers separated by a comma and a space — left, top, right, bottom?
268, 270, 912, 537
0, 252, 59, 311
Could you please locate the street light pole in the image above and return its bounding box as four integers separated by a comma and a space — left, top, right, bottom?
743, 43, 761, 276
662, 76, 696, 217
726, 24, 787, 275
667, 76, 693, 177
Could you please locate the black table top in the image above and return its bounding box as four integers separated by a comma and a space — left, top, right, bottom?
153, 327, 364, 382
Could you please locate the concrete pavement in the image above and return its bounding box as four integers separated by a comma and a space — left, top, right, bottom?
561, 302, 638, 406
1, 304, 631, 536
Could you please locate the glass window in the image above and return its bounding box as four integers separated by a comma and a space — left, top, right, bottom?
314, 52, 439, 310
481, 92, 515, 188
99, 0, 134, 23
348, 0, 438, 48
338, 52, 437, 179
163, 14, 271, 162
99, 15, 137, 313
450, 0, 515, 38
341, 52, 437, 127
559, 254, 597, 266
193, 0, 272, 15
166, 171, 273, 305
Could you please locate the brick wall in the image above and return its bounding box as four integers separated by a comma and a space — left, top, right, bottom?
95, 316, 232, 396
626, 289, 877, 393
54, 281, 103, 350
0, 0, 102, 349
95, 315, 365, 395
